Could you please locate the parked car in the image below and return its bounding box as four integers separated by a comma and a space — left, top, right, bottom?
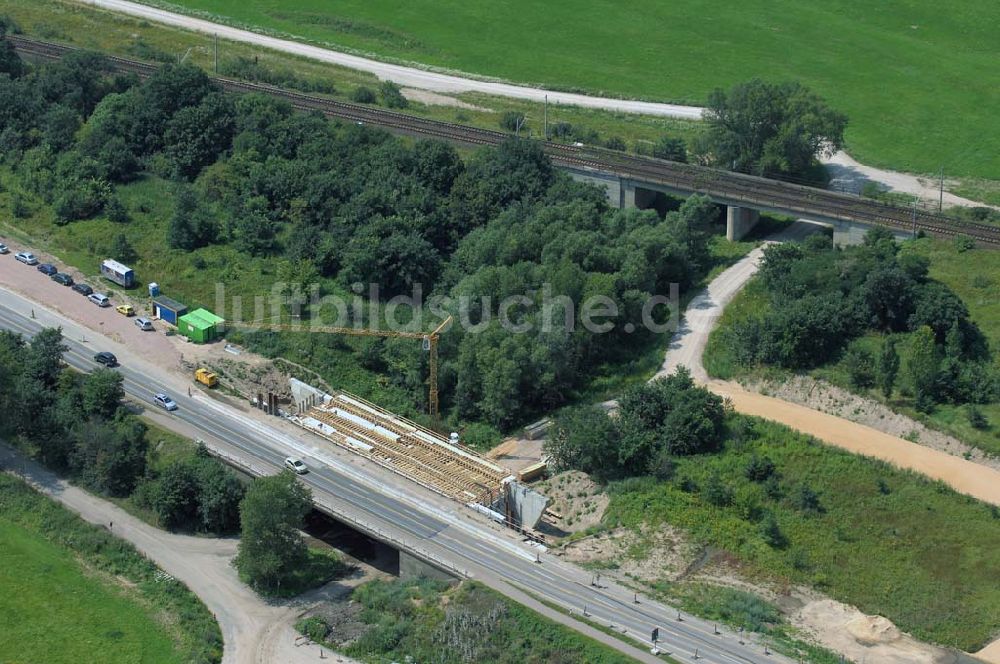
115, 304, 135, 316
71, 283, 94, 296
14, 252, 37, 265
134, 317, 153, 331
153, 393, 178, 411
93, 351, 118, 367
37, 263, 57, 276
284, 457, 308, 474
0, 243, 9, 254
88, 293, 110, 307
51, 272, 74, 286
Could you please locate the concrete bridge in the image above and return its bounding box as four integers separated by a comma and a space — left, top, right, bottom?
565, 167, 914, 245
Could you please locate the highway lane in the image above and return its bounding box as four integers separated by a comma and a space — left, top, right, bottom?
0, 296, 792, 664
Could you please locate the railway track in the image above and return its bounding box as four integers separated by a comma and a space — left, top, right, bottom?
12, 36, 1000, 245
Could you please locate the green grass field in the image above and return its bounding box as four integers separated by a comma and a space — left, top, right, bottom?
140, 0, 1000, 180
0, 474, 221, 664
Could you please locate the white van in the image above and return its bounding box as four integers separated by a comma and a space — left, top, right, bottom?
88, 293, 110, 307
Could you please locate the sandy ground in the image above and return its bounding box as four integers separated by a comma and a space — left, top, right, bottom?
75, 3, 995, 210
750, 375, 1000, 471
0, 444, 366, 664
400, 87, 488, 111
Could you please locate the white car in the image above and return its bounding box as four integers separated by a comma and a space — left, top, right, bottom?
15, 251, 38, 265
152, 392, 178, 411
135, 317, 154, 331
0, 243, 9, 254
284, 457, 308, 474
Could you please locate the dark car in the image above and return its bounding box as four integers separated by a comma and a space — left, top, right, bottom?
37, 263, 57, 276
94, 351, 118, 367
71, 283, 94, 296
51, 272, 74, 286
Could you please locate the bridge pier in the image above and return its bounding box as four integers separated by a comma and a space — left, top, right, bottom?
621, 182, 657, 210
726, 206, 760, 241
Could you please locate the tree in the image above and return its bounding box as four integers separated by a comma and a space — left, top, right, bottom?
41, 104, 80, 152
499, 111, 525, 133
843, 347, 876, 389
351, 86, 376, 104
168, 186, 216, 250
650, 135, 687, 162
25, 327, 66, 387
154, 461, 200, 529
744, 454, 776, 482
163, 91, 236, 180
906, 326, 940, 412
194, 459, 245, 533
698, 78, 847, 178
878, 338, 900, 399
0, 25, 25, 79
545, 406, 619, 479
760, 512, 786, 548
72, 419, 147, 497
234, 471, 312, 593
379, 80, 408, 109
862, 268, 914, 332
81, 369, 124, 419
111, 233, 137, 263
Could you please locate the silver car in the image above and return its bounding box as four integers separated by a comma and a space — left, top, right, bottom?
0, 243, 9, 254
135, 317, 154, 331
15, 251, 38, 265
153, 392, 178, 411
284, 457, 308, 474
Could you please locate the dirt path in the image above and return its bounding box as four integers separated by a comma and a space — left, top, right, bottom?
0, 444, 360, 664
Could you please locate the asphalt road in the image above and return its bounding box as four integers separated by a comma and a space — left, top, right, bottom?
0, 289, 793, 664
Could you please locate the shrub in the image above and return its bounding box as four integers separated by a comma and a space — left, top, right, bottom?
702, 473, 733, 507
792, 483, 823, 514
744, 454, 776, 482
759, 512, 786, 548
379, 80, 408, 109
953, 234, 975, 253
499, 111, 525, 132
549, 121, 573, 139
296, 616, 330, 642
351, 86, 376, 104
843, 346, 876, 389
967, 405, 988, 430
603, 136, 627, 151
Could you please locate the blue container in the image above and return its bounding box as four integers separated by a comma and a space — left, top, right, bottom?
152, 295, 188, 326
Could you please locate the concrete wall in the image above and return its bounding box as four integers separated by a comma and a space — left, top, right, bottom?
399, 550, 458, 583
827, 220, 914, 246
564, 167, 621, 207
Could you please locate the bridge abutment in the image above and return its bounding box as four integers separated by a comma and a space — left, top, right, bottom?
726, 206, 760, 241
399, 550, 459, 583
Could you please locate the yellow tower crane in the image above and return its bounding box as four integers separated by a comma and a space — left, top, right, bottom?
226, 316, 453, 417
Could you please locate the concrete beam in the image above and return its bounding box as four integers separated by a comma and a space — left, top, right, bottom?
399, 550, 459, 584
726, 206, 760, 241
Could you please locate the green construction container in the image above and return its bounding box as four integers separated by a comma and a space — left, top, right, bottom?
177, 308, 226, 344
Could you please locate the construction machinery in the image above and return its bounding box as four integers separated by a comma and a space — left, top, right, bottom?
194, 367, 218, 387
228, 316, 453, 417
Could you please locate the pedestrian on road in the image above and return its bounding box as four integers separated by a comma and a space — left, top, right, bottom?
109, 521, 113, 529
188, 387, 192, 398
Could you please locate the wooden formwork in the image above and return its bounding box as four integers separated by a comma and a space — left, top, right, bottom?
301, 393, 510, 502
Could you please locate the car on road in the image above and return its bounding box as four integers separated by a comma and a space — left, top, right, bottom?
134, 317, 153, 331
88, 293, 110, 307
0, 243, 8, 254
37, 263, 57, 276
51, 272, 74, 286
116, 304, 135, 316
93, 351, 118, 367
15, 252, 38, 265
284, 457, 308, 474
153, 392, 178, 411
71, 283, 94, 296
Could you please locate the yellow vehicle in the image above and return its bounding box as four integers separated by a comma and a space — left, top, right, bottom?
115, 304, 135, 316
194, 368, 218, 388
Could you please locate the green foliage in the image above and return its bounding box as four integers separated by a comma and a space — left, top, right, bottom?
650, 134, 687, 162
309, 578, 636, 664
111, 232, 137, 262
378, 79, 408, 108
953, 234, 976, 253
966, 405, 988, 430
698, 78, 846, 179
350, 85, 376, 103
0, 474, 222, 664
603, 416, 1000, 650
877, 338, 900, 398
219, 55, 337, 94
234, 471, 312, 594
907, 325, 941, 413
842, 346, 876, 389
499, 110, 525, 132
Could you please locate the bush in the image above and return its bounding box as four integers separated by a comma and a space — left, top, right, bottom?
351, 86, 376, 104
792, 483, 823, 514
843, 346, 876, 389
744, 454, 776, 482
603, 136, 627, 151
379, 80, 408, 109
296, 616, 330, 642
953, 234, 976, 253
967, 405, 988, 430
499, 111, 525, 132
549, 121, 573, 139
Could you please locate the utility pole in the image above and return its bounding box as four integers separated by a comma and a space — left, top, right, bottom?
214, 33, 219, 73
938, 166, 944, 212
911, 197, 918, 238
543, 94, 548, 140
515, 115, 526, 138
